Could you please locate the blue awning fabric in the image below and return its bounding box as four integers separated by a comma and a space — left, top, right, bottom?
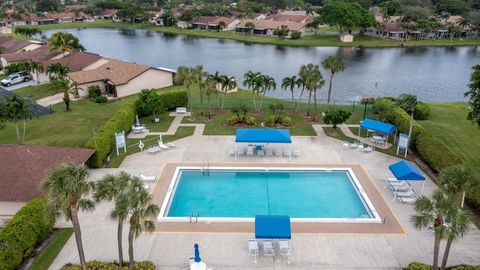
360, 119, 396, 134
389, 160, 425, 181
235, 129, 291, 144
255, 215, 291, 239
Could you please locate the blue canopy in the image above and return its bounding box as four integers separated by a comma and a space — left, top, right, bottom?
360, 119, 396, 134
389, 160, 425, 181
255, 215, 291, 239
194, 243, 201, 262
235, 129, 291, 144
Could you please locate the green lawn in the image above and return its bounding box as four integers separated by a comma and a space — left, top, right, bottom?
419, 102, 480, 176
30, 20, 480, 48
12, 83, 57, 101
142, 114, 175, 132
108, 126, 195, 168
30, 228, 73, 270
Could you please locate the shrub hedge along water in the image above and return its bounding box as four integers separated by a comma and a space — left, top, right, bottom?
85, 88, 188, 168
0, 199, 54, 270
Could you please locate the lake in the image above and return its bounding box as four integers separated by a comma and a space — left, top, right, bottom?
44, 28, 480, 102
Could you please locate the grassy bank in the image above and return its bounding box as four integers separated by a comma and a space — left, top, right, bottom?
30, 228, 73, 270
32, 20, 480, 48
419, 102, 480, 176
12, 83, 56, 101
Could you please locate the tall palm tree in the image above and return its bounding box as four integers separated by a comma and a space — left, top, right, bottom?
25, 60, 44, 86
1, 95, 32, 144
301, 63, 324, 120
192, 65, 205, 116
458, 17, 470, 32
219, 75, 237, 110
440, 165, 479, 208
201, 77, 216, 119
126, 178, 160, 270
175, 65, 198, 118
258, 75, 276, 111
52, 76, 78, 111
297, 66, 309, 111
243, 71, 262, 111
440, 206, 472, 270
42, 164, 96, 270
411, 189, 456, 270
208, 71, 222, 109
322, 55, 345, 104
46, 63, 70, 80
94, 172, 133, 266
47, 32, 86, 56
281, 75, 301, 110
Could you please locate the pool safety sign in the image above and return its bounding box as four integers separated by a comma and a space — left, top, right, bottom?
115, 131, 126, 155
397, 133, 409, 158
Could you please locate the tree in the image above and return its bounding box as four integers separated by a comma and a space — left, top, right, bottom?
175, 65, 199, 118
52, 76, 78, 111
136, 89, 164, 117
440, 165, 480, 208
323, 110, 352, 128
440, 206, 472, 270
42, 164, 96, 270
192, 66, 206, 116
245, 21, 255, 34
411, 189, 456, 270
306, 16, 324, 34
125, 179, 159, 270
201, 77, 217, 119
258, 75, 276, 111
322, 55, 345, 104
36, 0, 60, 12
465, 64, 480, 128
321, 0, 375, 35
0, 95, 32, 144
208, 71, 222, 109
219, 75, 237, 110
48, 32, 86, 56
26, 60, 44, 86
13, 26, 42, 39
95, 172, 134, 266
218, 21, 226, 31
161, 10, 176, 26
299, 63, 324, 121
46, 63, 70, 80
436, 0, 471, 15
380, 0, 405, 16
274, 25, 289, 39
243, 71, 263, 111
281, 75, 301, 110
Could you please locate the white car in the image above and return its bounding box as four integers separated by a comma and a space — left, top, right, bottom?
1, 71, 32, 87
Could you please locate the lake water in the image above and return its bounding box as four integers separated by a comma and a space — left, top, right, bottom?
45, 28, 480, 102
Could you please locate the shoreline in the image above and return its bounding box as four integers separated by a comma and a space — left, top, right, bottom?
33, 20, 480, 48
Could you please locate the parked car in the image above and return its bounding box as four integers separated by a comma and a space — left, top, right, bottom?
1, 71, 32, 87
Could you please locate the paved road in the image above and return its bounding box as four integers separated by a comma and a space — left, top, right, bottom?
0, 87, 51, 116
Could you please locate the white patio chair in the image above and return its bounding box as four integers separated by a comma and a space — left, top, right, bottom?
266, 149, 273, 157
395, 189, 416, 198
357, 144, 365, 151
262, 240, 274, 257
279, 240, 291, 263
228, 148, 235, 156
350, 141, 359, 149
248, 239, 259, 263
283, 150, 291, 157
237, 148, 246, 156
138, 173, 156, 181
274, 149, 283, 157
364, 145, 374, 153
246, 147, 254, 157
292, 150, 300, 157
165, 142, 176, 148
342, 141, 349, 150
257, 149, 265, 157
399, 196, 416, 204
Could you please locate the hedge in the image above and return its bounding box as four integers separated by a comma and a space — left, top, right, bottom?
152, 88, 188, 111
405, 262, 480, 270
85, 102, 136, 168
0, 199, 54, 270
61, 260, 156, 270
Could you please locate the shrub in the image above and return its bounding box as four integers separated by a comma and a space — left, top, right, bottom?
373, 98, 397, 115
93, 96, 108, 104
87, 85, 102, 98
85, 102, 136, 168
323, 110, 352, 128
61, 260, 156, 270
414, 102, 431, 120
154, 88, 188, 111
227, 115, 238, 125
265, 115, 275, 127
280, 115, 292, 126
405, 262, 431, 270
136, 89, 164, 117
0, 199, 54, 270
290, 31, 301, 39
245, 115, 256, 125
450, 265, 480, 270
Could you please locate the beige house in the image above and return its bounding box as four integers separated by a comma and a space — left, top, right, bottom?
236, 19, 313, 37
68, 59, 175, 98
0, 26, 12, 34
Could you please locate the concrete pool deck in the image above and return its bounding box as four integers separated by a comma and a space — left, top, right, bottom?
152, 163, 405, 235
49, 125, 480, 269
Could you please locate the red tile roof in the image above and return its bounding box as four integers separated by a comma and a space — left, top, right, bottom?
0, 144, 95, 202
0, 39, 33, 54
2, 45, 60, 63
42, 52, 102, 72
192, 16, 217, 24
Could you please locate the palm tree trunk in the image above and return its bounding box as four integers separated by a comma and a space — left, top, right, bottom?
221, 90, 227, 110
291, 90, 295, 111
22, 119, 26, 144
117, 219, 124, 266
70, 205, 87, 270
15, 124, 21, 144
306, 89, 312, 116
313, 89, 317, 122
128, 223, 135, 270
207, 95, 212, 119
199, 88, 204, 116
327, 73, 334, 104
186, 86, 193, 119
441, 236, 454, 270
296, 87, 305, 111
64, 91, 71, 111
252, 90, 257, 111
433, 234, 441, 270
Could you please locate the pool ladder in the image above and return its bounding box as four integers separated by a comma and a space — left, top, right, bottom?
202, 161, 210, 176
189, 211, 199, 223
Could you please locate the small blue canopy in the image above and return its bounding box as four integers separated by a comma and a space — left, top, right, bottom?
255, 215, 291, 239
235, 129, 291, 144
360, 119, 396, 134
194, 243, 201, 262
389, 160, 425, 181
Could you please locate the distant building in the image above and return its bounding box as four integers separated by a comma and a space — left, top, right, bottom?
0, 26, 12, 34
235, 19, 313, 37
191, 16, 241, 31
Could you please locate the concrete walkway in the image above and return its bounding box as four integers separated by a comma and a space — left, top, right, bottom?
339, 124, 393, 149
49, 122, 480, 270
128, 113, 205, 139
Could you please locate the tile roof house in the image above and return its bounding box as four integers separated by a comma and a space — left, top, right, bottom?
42, 52, 103, 72
0, 45, 62, 67
236, 19, 313, 37
68, 59, 175, 98
0, 38, 37, 53
191, 16, 241, 31
0, 144, 95, 202
265, 14, 315, 24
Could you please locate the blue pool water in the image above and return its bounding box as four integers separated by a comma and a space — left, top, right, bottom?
167, 170, 372, 218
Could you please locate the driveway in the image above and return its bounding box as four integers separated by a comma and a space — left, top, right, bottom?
0, 80, 35, 91
0, 87, 51, 116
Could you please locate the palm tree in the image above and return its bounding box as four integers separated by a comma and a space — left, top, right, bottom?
322, 55, 345, 104
192, 65, 205, 116
440, 206, 472, 270
411, 189, 456, 270
125, 178, 160, 270
25, 60, 44, 86
46, 63, 70, 80
175, 65, 199, 118
281, 75, 301, 110
300, 63, 324, 120
47, 32, 86, 56
208, 71, 222, 109
202, 77, 216, 119
1, 95, 32, 144
243, 71, 262, 111
440, 165, 480, 208
245, 21, 255, 34
52, 76, 78, 111
458, 17, 470, 32
42, 164, 96, 270
94, 172, 133, 266
258, 75, 276, 111
219, 75, 237, 110
297, 66, 309, 111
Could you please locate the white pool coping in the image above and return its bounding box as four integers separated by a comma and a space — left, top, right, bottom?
157, 166, 382, 223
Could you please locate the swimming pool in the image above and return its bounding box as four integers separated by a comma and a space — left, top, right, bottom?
158, 167, 381, 223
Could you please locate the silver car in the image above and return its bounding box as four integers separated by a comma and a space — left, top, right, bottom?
1, 71, 32, 87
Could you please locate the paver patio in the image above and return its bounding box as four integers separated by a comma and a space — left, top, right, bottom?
49, 124, 480, 270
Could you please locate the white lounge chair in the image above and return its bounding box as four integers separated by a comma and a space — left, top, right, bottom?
158, 141, 170, 149
395, 189, 416, 198
283, 150, 291, 157
265, 149, 273, 157
292, 150, 300, 157
399, 196, 416, 204
342, 141, 349, 150
138, 173, 156, 181
363, 146, 373, 153
228, 148, 235, 156
279, 240, 291, 263
237, 148, 246, 156
248, 239, 259, 263
262, 240, 274, 257
246, 147, 254, 157
257, 149, 265, 157
350, 142, 359, 149
146, 146, 161, 154
357, 144, 365, 151
143, 183, 152, 191
274, 149, 283, 157
165, 142, 176, 148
